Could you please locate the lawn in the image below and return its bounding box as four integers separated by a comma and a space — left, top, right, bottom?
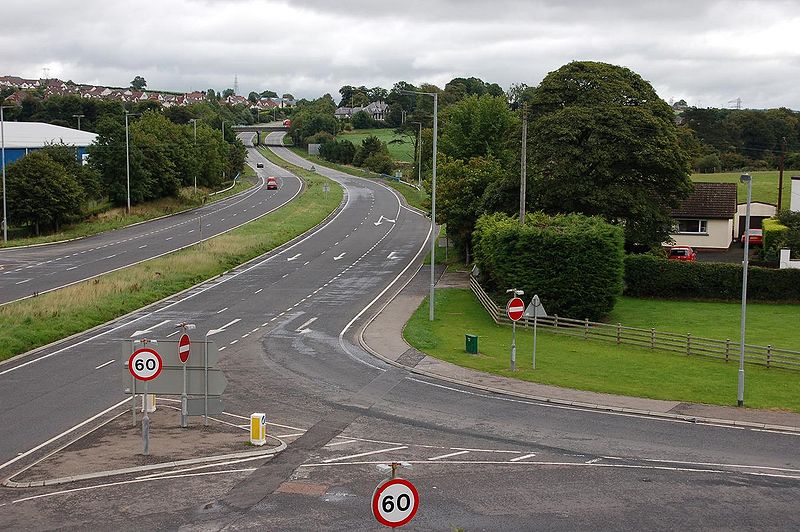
336, 128, 416, 162
690, 169, 799, 209
403, 288, 800, 412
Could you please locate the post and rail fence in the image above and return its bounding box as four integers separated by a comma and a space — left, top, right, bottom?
469, 276, 800, 371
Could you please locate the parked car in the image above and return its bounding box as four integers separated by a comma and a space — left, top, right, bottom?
256, 162, 264, 168
266, 176, 278, 190
742, 228, 763, 247
667, 246, 697, 261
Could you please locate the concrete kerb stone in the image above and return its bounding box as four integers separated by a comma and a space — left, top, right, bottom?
355, 269, 800, 436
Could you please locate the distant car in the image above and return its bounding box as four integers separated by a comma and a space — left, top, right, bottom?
667, 246, 697, 261
256, 162, 264, 168
266, 176, 278, 190
742, 228, 763, 247
283, 119, 292, 127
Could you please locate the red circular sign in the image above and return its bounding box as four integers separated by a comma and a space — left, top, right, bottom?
128, 348, 163, 381
372, 478, 419, 528
178, 334, 191, 363
507, 297, 525, 321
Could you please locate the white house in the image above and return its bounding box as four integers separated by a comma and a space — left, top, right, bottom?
669, 182, 737, 250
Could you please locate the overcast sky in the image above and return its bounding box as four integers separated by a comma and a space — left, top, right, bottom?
3, 0, 799, 109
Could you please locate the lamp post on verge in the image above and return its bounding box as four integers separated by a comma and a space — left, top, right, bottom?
738, 172, 753, 407
72, 113, 84, 131
189, 118, 198, 193
408, 121, 422, 187
1, 105, 11, 243
400, 90, 438, 321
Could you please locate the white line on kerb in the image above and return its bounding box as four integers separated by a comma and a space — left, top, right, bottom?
323, 446, 408, 463
428, 450, 470, 461
94, 360, 115, 370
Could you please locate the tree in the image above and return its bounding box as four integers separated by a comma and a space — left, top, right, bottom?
40, 143, 102, 200
130, 76, 147, 90
528, 61, 693, 247
6, 151, 84, 235
260, 89, 278, 98
439, 94, 518, 168
222, 88, 235, 99
281, 93, 294, 100
248, 91, 260, 103
351, 110, 374, 129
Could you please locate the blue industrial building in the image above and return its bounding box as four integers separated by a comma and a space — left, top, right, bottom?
1, 122, 97, 172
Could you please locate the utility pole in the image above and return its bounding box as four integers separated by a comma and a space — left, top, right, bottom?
72, 113, 84, 131
778, 137, 787, 210
519, 104, 527, 225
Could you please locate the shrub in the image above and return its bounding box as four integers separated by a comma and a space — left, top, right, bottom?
305, 131, 335, 145
623, 254, 800, 302
319, 139, 356, 164
762, 218, 788, 261
351, 110, 375, 129
473, 212, 624, 321
363, 152, 394, 174
352, 135, 387, 167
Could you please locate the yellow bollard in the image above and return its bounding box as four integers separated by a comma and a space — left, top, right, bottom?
250, 413, 267, 446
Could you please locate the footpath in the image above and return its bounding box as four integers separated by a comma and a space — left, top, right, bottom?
361, 268, 800, 432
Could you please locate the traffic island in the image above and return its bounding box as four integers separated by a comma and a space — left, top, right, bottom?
3, 404, 283, 488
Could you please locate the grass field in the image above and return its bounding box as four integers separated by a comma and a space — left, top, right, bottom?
403, 289, 800, 411
0, 162, 342, 362
690, 169, 799, 209
336, 128, 416, 162
0, 166, 257, 249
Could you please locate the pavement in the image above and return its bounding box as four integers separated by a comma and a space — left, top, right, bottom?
362, 269, 800, 432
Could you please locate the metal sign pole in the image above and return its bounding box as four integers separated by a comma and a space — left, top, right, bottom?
181, 364, 187, 428
511, 321, 517, 371
131, 340, 137, 425
533, 314, 538, 370
142, 380, 150, 455
204, 339, 209, 426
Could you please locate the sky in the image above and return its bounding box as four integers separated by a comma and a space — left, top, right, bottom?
3, 0, 800, 109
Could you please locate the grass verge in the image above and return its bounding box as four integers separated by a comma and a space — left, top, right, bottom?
0, 164, 342, 362
0, 167, 257, 249
690, 169, 799, 209
403, 288, 800, 412
336, 128, 416, 161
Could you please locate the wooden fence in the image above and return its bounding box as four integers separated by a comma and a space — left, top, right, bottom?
469, 276, 800, 371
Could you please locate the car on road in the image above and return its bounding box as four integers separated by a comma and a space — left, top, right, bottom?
256, 162, 264, 168
266, 176, 278, 190
742, 228, 763, 247
667, 246, 697, 261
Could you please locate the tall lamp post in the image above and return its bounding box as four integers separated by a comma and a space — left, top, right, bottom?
1, 105, 11, 242
72, 113, 84, 131
738, 172, 753, 407
408, 121, 422, 187
189, 118, 199, 193
400, 90, 438, 321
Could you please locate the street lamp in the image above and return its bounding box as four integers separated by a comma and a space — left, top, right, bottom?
189, 118, 199, 193
738, 172, 753, 407
400, 90, 438, 321
1, 105, 11, 242
408, 121, 422, 187
72, 113, 84, 131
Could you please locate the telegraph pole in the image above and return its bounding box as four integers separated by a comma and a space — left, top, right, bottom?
778, 137, 787, 210
519, 104, 527, 225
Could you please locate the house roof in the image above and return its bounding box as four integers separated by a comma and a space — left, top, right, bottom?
0, 122, 98, 149
671, 182, 738, 219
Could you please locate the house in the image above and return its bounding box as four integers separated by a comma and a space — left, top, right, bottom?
668, 182, 738, 249
333, 101, 389, 121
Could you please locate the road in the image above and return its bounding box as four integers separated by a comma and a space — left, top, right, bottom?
0, 138, 798, 530
0, 134, 301, 306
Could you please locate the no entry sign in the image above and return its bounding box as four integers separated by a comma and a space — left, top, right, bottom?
507, 297, 525, 321
178, 334, 191, 363
372, 478, 419, 528
128, 348, 163, 381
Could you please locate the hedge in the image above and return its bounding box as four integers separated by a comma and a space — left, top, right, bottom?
624, 254, 800, 302
762, 218, 788, 261
473, 212, 624, 321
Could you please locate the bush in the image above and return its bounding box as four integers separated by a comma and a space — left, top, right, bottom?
363, 152, 394, 174
763, 218, 788, 260
351, 110, 375, 129
319, 139, 356, 164
624, 254, 800, 302
473, 212, 625, 321
352, 135, 387, 167
305, 131, 335, 145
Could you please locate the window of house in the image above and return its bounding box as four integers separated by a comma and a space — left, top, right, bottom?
675, 219, 708, 234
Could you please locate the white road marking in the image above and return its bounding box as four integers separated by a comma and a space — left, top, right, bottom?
428, 450, 470, 461
586, 457, 602, 464
254, 288, 263, 294
217, 318, 241, 330
138, 245, 147, 249
94, 360, 115, 370
229, 340, 238, 345
165, 237, 173, 241
282, 273, 289, 278
287, 253, 301, 261
165, 330, 180, 337
15, 278, 31, 285
509, 453, 538, 462
130, 319, 171, 337
216, 307, 229, 313
295, 317, 318, 332
103, 254, 118, 260
333, 253, 346, 260
387, 251, 399, 259
325, 439, 358, 447
275, 433, 304, 438
66, 266, 78, 271
323, 446, 408, 463
303, 261, 310, 266
219, 346, 227, 351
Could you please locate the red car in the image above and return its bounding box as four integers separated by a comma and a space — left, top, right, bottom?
667, 246, 697, 261
266, 176, 278, 190
742, 228, 763, 247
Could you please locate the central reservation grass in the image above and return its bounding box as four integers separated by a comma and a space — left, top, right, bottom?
690, 169, 799, 209
0, 161, 342, 362
403, 289, 800, 412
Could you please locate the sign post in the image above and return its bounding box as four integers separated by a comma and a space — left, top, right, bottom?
506, 290, 525, 371
128, 344, 162, 455
372, 477, 419, 528
178, 333, 191, 428
524, 295, 548, 369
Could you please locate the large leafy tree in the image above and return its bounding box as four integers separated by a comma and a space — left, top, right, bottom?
130, 76, 147, 90
528, 61, 692, 247
439, 94, 518, 168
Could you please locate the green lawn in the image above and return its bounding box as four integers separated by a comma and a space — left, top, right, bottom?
690, 169, 799, 209
336, 128, 416, 162
403, 289, 800, 411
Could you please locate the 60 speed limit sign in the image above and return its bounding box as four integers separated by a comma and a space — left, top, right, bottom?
128, 347, 163, 381
372, 478, 419, 528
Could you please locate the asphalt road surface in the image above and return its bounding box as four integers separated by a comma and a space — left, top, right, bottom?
0, 134, 301, 306
0, 138, 798, 530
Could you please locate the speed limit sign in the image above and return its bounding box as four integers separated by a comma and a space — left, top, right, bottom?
372, 478, 419, 528
128, 348, 163, 381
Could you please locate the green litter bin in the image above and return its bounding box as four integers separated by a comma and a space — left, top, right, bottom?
465, 334, 478, 354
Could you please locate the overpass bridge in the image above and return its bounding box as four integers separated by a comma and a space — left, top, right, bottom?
232, 123, 288, 145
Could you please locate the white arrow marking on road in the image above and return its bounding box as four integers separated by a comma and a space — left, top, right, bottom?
333, 253, 346, 261
387, 251, 399, 260
287, 253, 302, 261
295, 316, 318, 333
373, 215, 396, 226
216, 318, 241, 331
130, 319, 172, 338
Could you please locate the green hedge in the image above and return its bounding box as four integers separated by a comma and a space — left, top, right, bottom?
624, 254, 800, 302
473, 212, 624, 321
763, 218, 788, 261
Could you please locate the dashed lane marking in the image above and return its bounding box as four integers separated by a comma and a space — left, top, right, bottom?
428, 450, 470, 461
322, 446, 408, 464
